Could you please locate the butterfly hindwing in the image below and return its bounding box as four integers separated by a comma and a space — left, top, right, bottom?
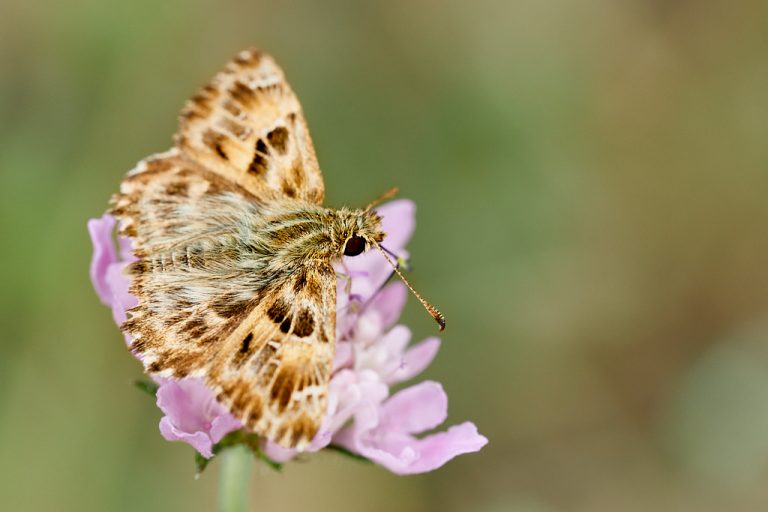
175, 48, 324, 204
212, 263, 337, 448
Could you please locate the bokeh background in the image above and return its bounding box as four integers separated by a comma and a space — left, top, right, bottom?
2, 0, 768, 510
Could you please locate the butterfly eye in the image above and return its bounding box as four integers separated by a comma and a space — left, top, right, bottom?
344, 235, 366, 257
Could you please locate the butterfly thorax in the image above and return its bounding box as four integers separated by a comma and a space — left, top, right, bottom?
251, 201, 385, 267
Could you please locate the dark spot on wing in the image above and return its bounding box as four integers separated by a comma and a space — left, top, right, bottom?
128, 260, 147, 275
293, 309, 314, 338
211, 294, 254, 319
240, 332, 253, 353
267, 299, 290, 324
165, 181, 188, 196
248, 153, 268, 175
293, 269, 307, 293
266, 126, 289, 154
147, 350, 205, 378
180, 317, 206, 334
203, 129, 229, 160
222, 378, 262, 424
281, 179, 297, 198
229, 80, 255, 106
222, 100, 242, 117
291, 414, 318, 447
182, 84, 218, 120
131, 337, 148, 353
270, 367, 296, 413
232, 332, 255, 367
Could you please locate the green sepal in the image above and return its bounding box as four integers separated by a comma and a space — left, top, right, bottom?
325, 444, 373, 464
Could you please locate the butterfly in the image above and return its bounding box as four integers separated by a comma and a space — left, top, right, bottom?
109, 48, 444, 449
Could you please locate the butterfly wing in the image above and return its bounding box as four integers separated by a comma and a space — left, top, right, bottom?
175, 48, 324, 204
112, 152, 336, 448
213, 264, 336, 448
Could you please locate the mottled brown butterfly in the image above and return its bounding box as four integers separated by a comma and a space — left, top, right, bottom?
110, 49, 443, 449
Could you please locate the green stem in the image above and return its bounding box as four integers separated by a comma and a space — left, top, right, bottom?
218, 445, 252, 512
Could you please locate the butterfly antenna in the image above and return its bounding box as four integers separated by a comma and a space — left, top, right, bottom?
373, 242, 445, 331
365, 187, 399, 212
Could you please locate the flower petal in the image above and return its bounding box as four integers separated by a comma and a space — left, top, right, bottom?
332, 340, 353, 371
156, 380, 210, 433
88, 215, 118, 305
353, 325, 412, 380
367, 422, 488, 475
155, 379, 241, 458
327, 369, 389, 433
159, 417, 215, 458
388, 337, 441, 384
379, 381, 448, 434
104, 262, 138, 328
209, 414, 244, 445
369, 282, 407, 329
118, 234, 135, 262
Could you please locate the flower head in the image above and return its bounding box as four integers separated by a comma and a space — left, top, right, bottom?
89, 199, 487, 472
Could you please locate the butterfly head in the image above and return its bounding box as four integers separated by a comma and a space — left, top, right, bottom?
331, 201, 446, 332
334, 208, 385, 259
338, 186, 398, 257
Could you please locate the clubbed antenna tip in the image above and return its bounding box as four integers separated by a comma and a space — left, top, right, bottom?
374, 242, 445, 331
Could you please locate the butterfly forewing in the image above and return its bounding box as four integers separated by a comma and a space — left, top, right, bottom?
111, 49, 338, 449
175, 48, 324, 204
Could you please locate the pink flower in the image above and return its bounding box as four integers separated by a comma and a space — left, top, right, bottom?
156, 379, 242, 458
89, 199, 487, 471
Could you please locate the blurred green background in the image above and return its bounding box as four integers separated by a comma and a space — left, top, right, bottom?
2, 0, 768, 510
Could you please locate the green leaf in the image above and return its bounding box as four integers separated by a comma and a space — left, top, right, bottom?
133, 379, 159, 397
